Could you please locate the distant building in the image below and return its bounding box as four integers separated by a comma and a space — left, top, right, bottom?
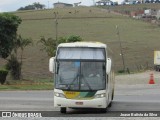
73, 2, 81, 7
53, 2, 73, 8
156, 10, 160, 19
96, 0, 117, 5
144, 9, 157, 16
130, 10, 144, 17
144, 0, 160, 3
122, 0, 160, 4
122, 0, 141, 4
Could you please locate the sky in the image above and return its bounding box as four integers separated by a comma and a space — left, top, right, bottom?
0, 0, 93, 12
0, 0, 123, 12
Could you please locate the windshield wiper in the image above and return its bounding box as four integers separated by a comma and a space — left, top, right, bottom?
67, 74, 93, 91
67, 74, 79, 90
81, 75, 92, 91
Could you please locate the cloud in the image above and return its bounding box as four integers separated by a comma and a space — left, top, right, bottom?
0, 0, 49, 12
0, 0, 22, 12
0, 0, 110, 12
0, 0, 19, 6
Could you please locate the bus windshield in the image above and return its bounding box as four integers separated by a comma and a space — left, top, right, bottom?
57, 47, 105, 60
55, 61, 106, 91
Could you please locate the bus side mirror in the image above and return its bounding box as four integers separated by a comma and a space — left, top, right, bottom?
49, 57, 55, 73
106, 58, 111, 74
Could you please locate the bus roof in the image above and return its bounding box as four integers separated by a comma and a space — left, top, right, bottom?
58, 42, 107, 48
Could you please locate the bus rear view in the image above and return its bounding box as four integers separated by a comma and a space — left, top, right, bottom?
49, 42, 114, 113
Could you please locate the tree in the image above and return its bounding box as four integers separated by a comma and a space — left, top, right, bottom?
18, 5, 35, 11
38, 37, 57, 57
67, 35, 82, 42
0, 13, 32, 80
33, 2, 45, 9
6, 35, 33, 80
17, 2, 45, 11
14, 35, 33, 64
25, 5, 35, 10
38, 35, 82, 57
0, 13, 21, 59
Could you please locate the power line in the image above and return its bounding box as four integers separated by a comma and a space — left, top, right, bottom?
21, 16, 125, 21
116, 25, 126, 71
54, 12, 58, 43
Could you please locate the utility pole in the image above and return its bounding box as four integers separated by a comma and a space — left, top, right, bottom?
48, 1, 49, 9
116, 25, 126, 71
54, 12, 58, 45
92, 0, 96, 6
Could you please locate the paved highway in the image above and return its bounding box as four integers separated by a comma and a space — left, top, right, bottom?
0, 84, 160, 117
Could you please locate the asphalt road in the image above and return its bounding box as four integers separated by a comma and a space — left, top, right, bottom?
0, 84, 160, 117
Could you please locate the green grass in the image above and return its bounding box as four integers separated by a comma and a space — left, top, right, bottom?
0, 6, 159, 90
101, 3, 160, 13
0, 84, 53, 90
14, 7, 121, 20
0, 78, 53, 90
14, 7, 160, 72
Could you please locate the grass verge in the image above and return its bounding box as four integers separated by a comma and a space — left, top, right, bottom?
0, 78, 53, 91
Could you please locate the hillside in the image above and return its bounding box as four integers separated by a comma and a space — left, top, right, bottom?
101, 3, 160, 13
1, 6, 160, 80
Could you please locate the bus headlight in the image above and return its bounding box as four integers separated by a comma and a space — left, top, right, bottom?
54, 92, 65, 98
94, 93, 106, 98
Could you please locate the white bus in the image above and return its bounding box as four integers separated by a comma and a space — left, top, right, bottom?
49, 42, 115, 113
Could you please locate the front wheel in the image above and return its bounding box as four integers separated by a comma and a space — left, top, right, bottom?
112, 89, 114, 100
108, 102, 112, 107
100, 108, 107, 113
60, 107, 66, 113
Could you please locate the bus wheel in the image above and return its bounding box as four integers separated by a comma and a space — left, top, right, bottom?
60, 107, 66, 113
112, 91, 114, 100
108, 102, 112, 107
100, 108, 107, 113
112, 89, 114, 100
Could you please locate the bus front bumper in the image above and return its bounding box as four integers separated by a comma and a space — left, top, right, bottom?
54, 96, 107, 108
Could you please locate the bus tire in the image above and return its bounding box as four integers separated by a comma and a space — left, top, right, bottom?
100, 108, 107, 113
108, 102, 112, 107
112, 90, 114, 100
60, 107, 66, 113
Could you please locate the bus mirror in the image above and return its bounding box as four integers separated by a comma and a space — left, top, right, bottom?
106, 58, 111, 74
49, 57, 55, 73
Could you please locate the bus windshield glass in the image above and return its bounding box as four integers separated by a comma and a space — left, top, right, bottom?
57, 47, 105, 60
55, 61, 105, 91
55, 47, 106, 91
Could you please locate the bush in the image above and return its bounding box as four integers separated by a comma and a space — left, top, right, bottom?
0, 69, 8, 84
117, 69, 125, 73
6, 55, 21, 80
67, 35, 82, 42
0, 13, 21, 59
38, 35, 83, 57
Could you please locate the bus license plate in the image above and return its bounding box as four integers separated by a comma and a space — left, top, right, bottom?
75, 102, 83, 105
